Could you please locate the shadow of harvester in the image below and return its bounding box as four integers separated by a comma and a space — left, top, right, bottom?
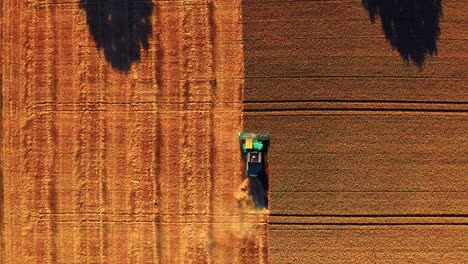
79, 0, 153, 72
249, 169, 269, 209
248, 148, 270, 210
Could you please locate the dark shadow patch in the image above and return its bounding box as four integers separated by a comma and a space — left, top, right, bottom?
249, 169, 269, 209
248, 142, 270, 209
362, 0, 442, 67
79, 0, 153, 72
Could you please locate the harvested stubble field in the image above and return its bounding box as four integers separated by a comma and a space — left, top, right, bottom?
242, 0, 468, 262
1, 0, 267, 263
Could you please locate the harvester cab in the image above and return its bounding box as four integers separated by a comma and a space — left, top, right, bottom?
238, 132, 270, 177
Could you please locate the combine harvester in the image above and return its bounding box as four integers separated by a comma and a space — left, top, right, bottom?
238, 132, 270, 208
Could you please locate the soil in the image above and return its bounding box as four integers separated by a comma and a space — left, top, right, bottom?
1, 0, 267, 263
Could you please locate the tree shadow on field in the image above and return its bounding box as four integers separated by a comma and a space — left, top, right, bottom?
79, 0, 153, 72
362, 0, 442, 67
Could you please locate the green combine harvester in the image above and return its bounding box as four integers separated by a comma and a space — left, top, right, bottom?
238, 132, 270, 177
